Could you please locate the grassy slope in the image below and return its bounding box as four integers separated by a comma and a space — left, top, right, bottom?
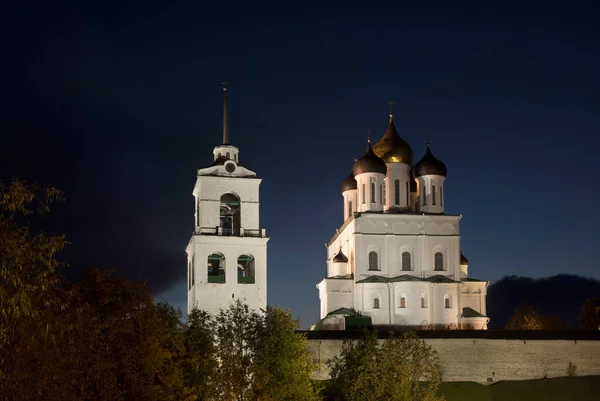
438, 376, 600, 401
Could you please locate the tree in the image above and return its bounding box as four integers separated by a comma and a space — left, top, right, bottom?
251, 307, 320, 401
505, 304, 567, 330
327, 330, 443, 401
183, 308, 219, 400
0, 179, 67, 400
185, 301, 320, 401
63, 269, 184, 401
213, 300, 262, 400
578, 297, 600, 330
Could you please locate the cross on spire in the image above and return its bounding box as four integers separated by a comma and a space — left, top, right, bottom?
387, 99, 395, 122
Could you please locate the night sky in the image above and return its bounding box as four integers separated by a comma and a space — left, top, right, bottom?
2, 2, 599, 328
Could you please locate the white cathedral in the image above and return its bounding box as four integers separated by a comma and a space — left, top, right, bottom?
315, 108, 490, 330
186, 86, 268, 316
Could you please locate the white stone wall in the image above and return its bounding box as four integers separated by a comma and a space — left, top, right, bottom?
350, 214, 461, 279
384, 163, 411, 211
193, 176, 262, 230
416, 174, 446, 214
319, 213, 490, 327
342, 189, 357, 222
316, 279, 353, 319
307, 338, 600, 382
187, 235, 268, 315
355, 172, 385, 212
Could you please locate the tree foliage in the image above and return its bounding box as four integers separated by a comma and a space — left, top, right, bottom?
185, 301, 320, 401
0, 179, 67, 399
327, 330, 443, 401
505, 304, 567, 330
578, 297, 600, 330
252, 307, 319, 401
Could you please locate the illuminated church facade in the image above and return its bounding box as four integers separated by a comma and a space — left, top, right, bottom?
315, 107, 490, 330
186, 87, 268, 315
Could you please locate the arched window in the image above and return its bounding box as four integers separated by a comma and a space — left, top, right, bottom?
218, 153, 222, 158
434, 252, 444, 271
220, 193, 240, 236
432, 184, 437, 205
373, 298, 380, 309
192, 255, 195, 285
379, 184, 383, 205
394, 179, 400, 205
207, 253, 225, 283
400, 297, 406, 308
421, 295, 427, 308
237, 255, 255, 284
348, 200, 353, 219
422, 185, 427, 206
368, 251, 379, 271
401, 251, 411, 271
362, 184, 366, 204
370, 182, 375, 203
188, 261, 192, 290
226, 152, 230, 159
234, 154, 237, 161
441, 186, 444, 206
444, 296, 452, 309
405, 181, 409, 206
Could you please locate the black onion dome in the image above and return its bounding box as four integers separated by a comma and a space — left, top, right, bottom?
332, 250, 348, 263
352, 142, 387, 176
460, 250, 469, 265
372, 117, 413, 164
340, 173, 357, 193
413, 144, 447, 177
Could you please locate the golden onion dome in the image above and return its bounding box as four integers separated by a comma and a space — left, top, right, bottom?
372, 115, 413, 165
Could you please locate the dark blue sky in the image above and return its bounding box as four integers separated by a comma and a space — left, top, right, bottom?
2, 2, 599, 328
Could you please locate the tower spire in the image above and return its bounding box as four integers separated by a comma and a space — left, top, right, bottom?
222, 82, 229, 145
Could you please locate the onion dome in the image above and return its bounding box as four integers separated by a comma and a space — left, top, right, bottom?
413, 143, 447, 178
340, 173, 357, 193
352, 139, 387, 176
372, 115, 413, 164
460, 250, 469, 265
332, 249, 348, 263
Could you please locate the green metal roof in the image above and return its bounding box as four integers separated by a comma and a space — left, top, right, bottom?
326, 307, 358, 317
312, 308, 372, 331
425, 275, 458, 283
462, 307, 487, 318
356, 275, 389, 284
356, 274, 459, 284
389, 274, 425, 282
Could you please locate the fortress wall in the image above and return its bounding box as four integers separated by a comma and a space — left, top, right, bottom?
306, 337, 600, 383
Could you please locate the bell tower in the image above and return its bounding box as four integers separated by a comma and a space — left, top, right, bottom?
186, 85, 269, 315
